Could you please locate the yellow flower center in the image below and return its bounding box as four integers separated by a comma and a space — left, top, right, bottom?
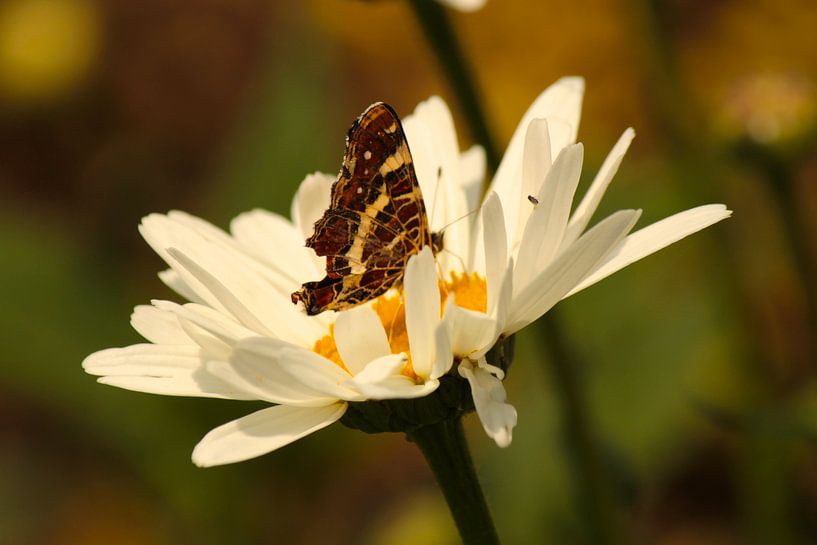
312, 272, 487, 379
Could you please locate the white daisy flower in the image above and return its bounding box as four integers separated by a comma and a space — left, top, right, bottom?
83, 77, 730, 466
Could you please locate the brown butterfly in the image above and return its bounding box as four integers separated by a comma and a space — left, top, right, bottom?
291, 102, 443, 316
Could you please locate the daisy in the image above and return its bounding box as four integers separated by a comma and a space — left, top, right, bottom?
83, 77, 730, 466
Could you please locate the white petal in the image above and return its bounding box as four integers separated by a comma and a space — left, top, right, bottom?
83, 344, 253, 400
513, 144, 584, 292
532, 143, 584, 267
459, 360, 517, 448
228, 338, 345, 406
489, 77, 584, 242
275, 347, 364, 401
166, 210, 237, 246
291, 172, 333, 241
544, 117, 577, 165
344, 353, 438, 399
568, 204, 732, 296
513, 118, 552, 248
347, 353, 408, 384
176, 319, 233, 360
167, 248, 321, 346
230, 209, 321, 281
157, 269, 204, 304
481, 192, 507, 315
405, 96, 460, 230
165, 248, 271, 332
130, 304, 193, 345
147, 300, 255, 360
404, 96, 473, 272
430, 321, 454, 380
443, 299, 498, 359
522, 120, 553, 197
96, 374, 249, 399
404, 247, 441, 379
140, 214, 321, 343
507, 209, 641, 333
353, 377, 440, 400
83, 344, 202, 376
459, 144, 487, 213
152, 300, 257, 346
191, 403, 347, 467
334, 306, 392, 375
237, 337, 363, 402
563, 128, 636, 246
492, 258, 514, 337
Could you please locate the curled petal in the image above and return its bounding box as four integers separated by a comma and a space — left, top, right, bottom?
346, 354, 439, 400
459, 359, 517, 448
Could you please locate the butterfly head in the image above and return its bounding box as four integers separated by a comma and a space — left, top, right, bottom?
430, 231, 444, 256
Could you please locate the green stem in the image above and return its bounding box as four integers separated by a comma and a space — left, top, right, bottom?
408, 417, 501, 545
539, 314, 623, 545
750, 146, 817, 350
406, 0, 501, 173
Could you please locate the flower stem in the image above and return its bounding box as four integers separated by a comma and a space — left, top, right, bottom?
407, 417, 502, 545
742, 143, 817, 350
539, 314, 623, 545
406, 0, 501, 173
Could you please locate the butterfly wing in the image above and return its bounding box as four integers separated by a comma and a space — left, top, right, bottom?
292, 102, 433, 315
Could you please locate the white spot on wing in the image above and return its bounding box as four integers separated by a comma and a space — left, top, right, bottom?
364, 150, 372, 160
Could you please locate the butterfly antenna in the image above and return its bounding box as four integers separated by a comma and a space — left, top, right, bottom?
428, 166, 444, 229
440, 247, 467, 272
437, 207, 481, 235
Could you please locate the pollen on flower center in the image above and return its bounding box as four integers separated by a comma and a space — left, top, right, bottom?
311, 272, 487, 379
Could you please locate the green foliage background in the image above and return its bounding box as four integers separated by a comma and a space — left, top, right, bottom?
1, 1, 817, 544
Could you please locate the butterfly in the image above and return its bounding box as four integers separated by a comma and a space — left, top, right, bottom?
291, 102, 443, 316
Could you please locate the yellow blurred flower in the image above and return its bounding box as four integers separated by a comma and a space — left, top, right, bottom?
717, 72, 817, 146
0, 0, 100, 104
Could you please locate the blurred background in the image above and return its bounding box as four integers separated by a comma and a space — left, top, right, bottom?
1, 0, 817, 544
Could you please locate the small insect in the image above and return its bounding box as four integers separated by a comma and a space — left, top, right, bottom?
527, 195, 539, 205
291, 103, 443, 316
